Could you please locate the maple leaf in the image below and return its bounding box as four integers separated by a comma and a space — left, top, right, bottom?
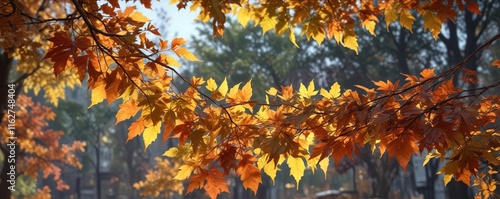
237, 156, 262, 194
143, 122, 162, 149
384, 1, 399, 29
320, 82, 341, 99
343, 32, 358, 54
421, 10, 442, 39
386, 133, 418, 171
116, 99, 140, 124
237, 7, 250, 28
174, 164, 195, 180
127, 118, 145, 142
89, 82, 107, 107
299, 80, 318, 98
204, 168, 230, 199
206, 78, 218, 92
420, 68, 435, 80
260, 16, 277, 35
287, 156, 306, 187
400, 10, 415, 33
219, 77, 228, 96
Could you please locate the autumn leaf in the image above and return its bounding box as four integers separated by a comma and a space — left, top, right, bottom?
237, 7, 250, 28
237, 156, 262, 194
400, 10, 415, 33
206, 78, 218, 92
386, 134, 418, 171
174, 164, 195, 180
287, 156, 306, 187
130, 12, 150, 23
299, 80, 317, 98
116, 99, 140, 124
143, 122, 162, 149
421, 10, 442, 39
89, 83, 107, 107
127, 118, 145, 142
204, 168, 230, 199
219, 77, 228, 96
260, 16, 277, 35
491, 59, 500, 68
343, 32, 358, 54
320, 82, 341, 99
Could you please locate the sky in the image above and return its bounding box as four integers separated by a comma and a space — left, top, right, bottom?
141, 1, 200, 39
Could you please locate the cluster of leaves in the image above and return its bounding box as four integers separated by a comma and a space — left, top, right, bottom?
0, 0, 82, 105
0, 95, 86, 192
2, 0, 500, 198
133, 157, 184, 198
172, 0, 481, 52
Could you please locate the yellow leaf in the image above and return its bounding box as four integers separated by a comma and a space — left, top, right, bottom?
206, 78, 218, 92
423, 152, 440, 166
130, 12, 149, 22
330, 82, 341, 98
311, 29, 325, 46
260, 16, 277, 35
163, 147, 179, 157
219, 77, 228, 96
89, 83, 106, 107
166, 56, 181, 66
384, 2, 399, 29
227, 83, 241, 100
343, 32, 358, 54
289, 28, 299, 48
237, 7, 250, 28
174, 164, 195, 180
240, 80, 253, 101
258, 154, 284, 185
287, 156, 305, 187
421, 10, 442, 39
443, 174, 453, 186
299, 80, 317, 98
363, 20, 376, 36
320, 88, 331, 99
318, 157, 329, 179
143, 122, 161, 149
267, 87, 278, 96
400, 9, 415, 33
175, 48, 200, 61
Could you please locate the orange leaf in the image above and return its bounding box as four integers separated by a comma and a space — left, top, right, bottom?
237, 155, 262, 194
491, 59, 500, 68
127, 118, 145, 142
116, 99, 140, 124
204, 167, 229, 199
171, 38, 186, 50
386, 133, 418, 171
420, 68, 435, 80
187, 171, 207, 193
